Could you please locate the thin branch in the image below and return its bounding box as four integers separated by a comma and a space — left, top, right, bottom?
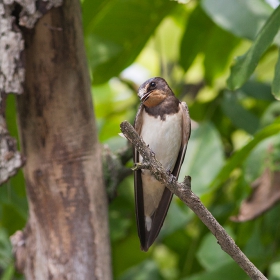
120, 120, 267, 280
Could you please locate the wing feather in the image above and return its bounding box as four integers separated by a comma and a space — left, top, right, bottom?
133, 105, 147, 248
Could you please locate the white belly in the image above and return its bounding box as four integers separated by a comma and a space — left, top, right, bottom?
140, 110, 182, 218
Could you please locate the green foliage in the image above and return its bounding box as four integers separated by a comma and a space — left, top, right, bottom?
182, 261, 249, 280
179, 122, 224, 195
210, 120, 280, 189
227, 5, 280, 91
196, 230, 233, 271
180, 5, 240, 84
83, 0, 176, 84
3, 0, 280, 279
201, 0, 273, 40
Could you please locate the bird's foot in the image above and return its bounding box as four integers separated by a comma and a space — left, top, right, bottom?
183, 176, 192, 189
150, 150, 155, 158
131, 162, 150, 171
168, 173, 176, 183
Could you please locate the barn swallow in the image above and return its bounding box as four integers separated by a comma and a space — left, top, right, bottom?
133, 77, 191, 251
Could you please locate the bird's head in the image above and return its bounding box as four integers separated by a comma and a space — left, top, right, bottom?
137, 77, 173, 108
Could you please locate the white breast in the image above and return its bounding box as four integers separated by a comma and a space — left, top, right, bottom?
140, 110, 182, 171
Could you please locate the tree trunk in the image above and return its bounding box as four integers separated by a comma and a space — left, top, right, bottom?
14, 1, 112, 279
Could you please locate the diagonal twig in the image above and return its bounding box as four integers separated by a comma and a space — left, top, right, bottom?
120, 120, 267, 280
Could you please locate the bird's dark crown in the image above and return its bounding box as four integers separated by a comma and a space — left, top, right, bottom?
138, 77, 173, 99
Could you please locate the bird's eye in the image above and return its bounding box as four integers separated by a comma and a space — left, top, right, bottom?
150, 82, 156, 88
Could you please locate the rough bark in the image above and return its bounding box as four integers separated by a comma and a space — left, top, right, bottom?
121, 120, 267, 280
0, 0, 25, 183
12, 1, 112, 279
0, 0, 62, 184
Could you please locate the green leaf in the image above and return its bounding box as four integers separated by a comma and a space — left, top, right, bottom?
261, 101, 280, 127
0, 229, 12, 269
196, 230, 233, 271
180, 4, 240, 83
153, 245, 179, 279
109, 178, 134, 242
244, 135, 279, 182
112, 234, 151, 278
118, 260, 164, 280
179, 122, 224, 195
159, 201, 191, 238
243, 223, 272, 265
85, 0, 176, 84
272, 48, 280, 100
241, 81, 274, 101
6, 95, 19, 141
227, 5, 280, 90
210, 119, 280, 189
0, 263, 15, 280
269, 261, 280, 280
180, 5, 214, 72
92, 80, 137, 142
2, 204, 26, 236
82, 0, 112, 31
203, 26, 240, 84
182, 261, 249, 280
201, 0, 273, 40
221, 91, 260, 134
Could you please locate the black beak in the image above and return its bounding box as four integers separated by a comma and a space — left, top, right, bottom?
141, 91, 151, 102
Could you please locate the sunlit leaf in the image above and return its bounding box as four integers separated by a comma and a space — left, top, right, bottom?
210, 119, 280, 189
153, 245, 179, 279
269, 261, 280, 280
201, 0, 273, 40
227, 5, 280, 90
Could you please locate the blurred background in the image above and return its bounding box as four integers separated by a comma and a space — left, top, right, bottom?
3, 0, 280, 279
